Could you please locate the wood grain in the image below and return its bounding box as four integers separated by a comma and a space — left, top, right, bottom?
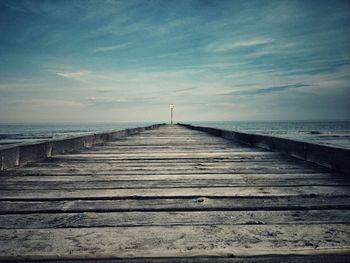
0, 124, 349, 261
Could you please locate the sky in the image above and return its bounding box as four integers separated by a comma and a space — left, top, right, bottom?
0, 0, 350, 123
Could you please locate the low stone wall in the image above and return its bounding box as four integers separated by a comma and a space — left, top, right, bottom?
0, 123, 166, 170
179, 123, 350, 175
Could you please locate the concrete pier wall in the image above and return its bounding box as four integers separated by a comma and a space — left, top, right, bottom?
0, 123, 165, 170
179, 123, 350, 175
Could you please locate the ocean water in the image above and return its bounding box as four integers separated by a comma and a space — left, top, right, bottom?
0, 121, 350, 150
189, 121, 350, 149
0, 122, 154, 148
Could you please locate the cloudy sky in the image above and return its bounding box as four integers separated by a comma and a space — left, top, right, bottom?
0, 0, 349, 123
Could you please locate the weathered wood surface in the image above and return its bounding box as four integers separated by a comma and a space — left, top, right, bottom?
0, 124, 349, 261
179, 123, 350, 175
0, 124, 166, 170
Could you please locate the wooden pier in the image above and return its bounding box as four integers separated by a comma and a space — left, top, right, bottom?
0, 124, 349, 262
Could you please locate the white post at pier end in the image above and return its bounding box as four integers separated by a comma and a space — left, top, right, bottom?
169, 104, 174, 124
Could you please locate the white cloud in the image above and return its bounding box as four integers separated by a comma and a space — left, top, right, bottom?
93, 43, 130, 53
0, 98, 85, 109
54, 70, 92, 81
53, 70, 114, 83
207, 38, 273, 52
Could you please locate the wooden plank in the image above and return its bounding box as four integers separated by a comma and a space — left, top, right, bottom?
22, 160, 319, 168
41, 153, 282, 160
0, 224, 349, 260
102, 136, 239, 140
0, 173, 338, 183
74, 149, 258, 154
40, 156, 303, 163
0, 186, 349, 200
48, 152, 279, 158
1, 178, 349, 190
7, 169, 327, 176
1, 196, 350, 214
11, 164, 323, 173
1, 210, 349, 229
107, 140, 236, 145
103, 142, 241, 146
6, 166, 327, 176
11, 254, 350, 263
94, 146, 261, 151
26, 155, 304, 165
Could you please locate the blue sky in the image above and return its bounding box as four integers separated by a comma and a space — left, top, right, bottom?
0, 0, 349, 122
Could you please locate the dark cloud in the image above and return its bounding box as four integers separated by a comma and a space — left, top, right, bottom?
96, 89, 113, 94
174, 87, 198, 92
226, 83, 311, 96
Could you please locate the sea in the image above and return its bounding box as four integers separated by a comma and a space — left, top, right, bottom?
189, 121, 350, 150
0, 122, 152, 148
0, 121, 350, 150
